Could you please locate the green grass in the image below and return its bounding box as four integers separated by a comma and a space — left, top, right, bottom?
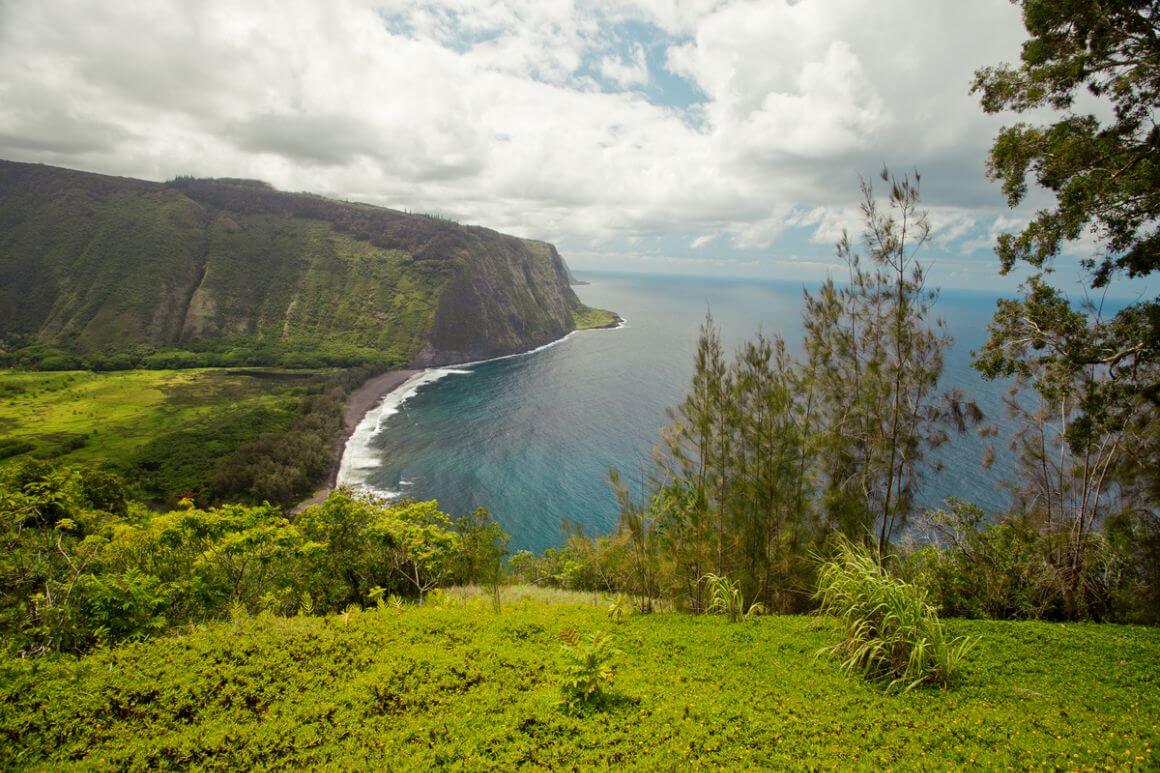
572, 306, 620, 330
2, 591, 1155, 769
0, 368, 321, 499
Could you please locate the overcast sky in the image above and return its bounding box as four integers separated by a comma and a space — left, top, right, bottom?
0, 0, 1125, 292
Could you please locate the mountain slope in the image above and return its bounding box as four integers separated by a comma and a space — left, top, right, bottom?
0, 160, 600, 367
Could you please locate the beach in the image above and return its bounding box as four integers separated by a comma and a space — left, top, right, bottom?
290, 368, 418, 514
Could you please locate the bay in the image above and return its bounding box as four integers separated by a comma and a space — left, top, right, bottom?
344, 271, 1017, 553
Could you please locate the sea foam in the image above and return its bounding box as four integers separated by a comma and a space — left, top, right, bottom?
336, 322, 625, 497
337, 367, 470, 494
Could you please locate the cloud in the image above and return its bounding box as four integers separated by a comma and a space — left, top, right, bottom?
0, 0, 1048, 287
600, 42, 650, 88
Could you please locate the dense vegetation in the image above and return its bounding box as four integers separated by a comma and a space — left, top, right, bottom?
1, 595, 1155, 769
970, 0, 1158, 628
0, 367, 374, 508
0, 161, 600, 370
571, 306, 621, 330
507, 169, 1157, 626
0, 464, 506, 655
0, 2, 1155, 766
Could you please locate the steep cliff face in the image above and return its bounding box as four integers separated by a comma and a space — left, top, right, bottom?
0, 160, 596, 367
415, 236, 580, 366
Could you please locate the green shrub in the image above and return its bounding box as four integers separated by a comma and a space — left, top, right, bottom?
0, 438, 33, 460
558, 629, 618, 711
702, 573, 764, 622
816, 538, 974, 691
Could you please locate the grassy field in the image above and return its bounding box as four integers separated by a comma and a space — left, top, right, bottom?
2, 590, 1155, 769
0, 368, 323, 500
572, 306, 620, 330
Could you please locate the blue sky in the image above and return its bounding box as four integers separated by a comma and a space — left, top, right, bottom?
0, 0, 1148, 297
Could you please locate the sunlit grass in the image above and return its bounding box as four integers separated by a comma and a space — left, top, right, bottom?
2, 589, 1155, 768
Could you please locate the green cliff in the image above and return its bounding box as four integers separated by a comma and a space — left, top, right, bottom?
0, 160, 604, 367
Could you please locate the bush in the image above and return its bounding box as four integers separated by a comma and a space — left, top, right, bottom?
702, 573, 763, 622
816, 538, 974, 691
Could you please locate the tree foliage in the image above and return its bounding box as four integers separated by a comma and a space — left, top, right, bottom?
972, 0, 1159, 617
0, 462, 486, 655
972, 0, 1160, 284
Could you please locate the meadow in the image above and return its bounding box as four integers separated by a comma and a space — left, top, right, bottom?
2, 590, 1156, 769
0, 368, 326, 503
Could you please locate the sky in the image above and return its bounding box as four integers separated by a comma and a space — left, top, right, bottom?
0, 0, 1138, 294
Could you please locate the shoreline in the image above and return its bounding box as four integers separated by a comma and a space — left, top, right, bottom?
290, 368, 418, 514
290, 314, 627, 514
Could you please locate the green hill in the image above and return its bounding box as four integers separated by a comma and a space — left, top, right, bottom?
0, 160, 605, 368
1, 593, 1156, 769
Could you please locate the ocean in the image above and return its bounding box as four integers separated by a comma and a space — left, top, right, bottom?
340, 271, 1019, 553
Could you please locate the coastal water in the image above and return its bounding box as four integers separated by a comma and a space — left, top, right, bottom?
344, 272, 1019, 553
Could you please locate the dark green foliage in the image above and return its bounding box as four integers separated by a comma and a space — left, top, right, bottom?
0, 466, 476, 655
0, 604, 1155, 768
971, 3, 1158, 612
0, 439, 33, 460
971, 0, 1160, 285
972, 278, 1156, 617
901, 498, 1160, 624
207, 387, 344, 506
545, 172, 972, 616
0, 367, 377, 509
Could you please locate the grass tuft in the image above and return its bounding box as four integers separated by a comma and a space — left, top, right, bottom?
816, 537, 975, 691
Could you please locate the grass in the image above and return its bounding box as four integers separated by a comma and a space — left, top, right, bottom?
1, 589, 1155, 769
816, 538, 973, 690
572, 306, 620, 330
0, 368, 322, 499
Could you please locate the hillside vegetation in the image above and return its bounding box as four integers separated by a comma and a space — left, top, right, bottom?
1, 597, 1156, 769
0, 368, 361, 507
0, 160, 610, 369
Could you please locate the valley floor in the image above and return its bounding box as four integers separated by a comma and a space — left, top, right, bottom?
2, 589, 1156, 769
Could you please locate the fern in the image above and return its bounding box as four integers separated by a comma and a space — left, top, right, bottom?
607, 594, 627, 622
228, 598, 249, 624
558, 631, 618, 712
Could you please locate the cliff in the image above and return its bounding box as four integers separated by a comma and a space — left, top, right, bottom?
0, 160, 602, 367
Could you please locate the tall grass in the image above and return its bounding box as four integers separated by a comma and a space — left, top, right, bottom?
816, 538, 974, 691
702, 574, 764, 622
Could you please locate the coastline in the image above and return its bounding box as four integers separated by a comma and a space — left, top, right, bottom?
290, 313, 627, 514
290, 368, 418, 514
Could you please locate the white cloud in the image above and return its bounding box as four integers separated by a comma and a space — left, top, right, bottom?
600, 42, 650, 88
0, 0, 1040, 285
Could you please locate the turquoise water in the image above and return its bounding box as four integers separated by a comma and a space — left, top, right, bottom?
346, 272, 1017, 553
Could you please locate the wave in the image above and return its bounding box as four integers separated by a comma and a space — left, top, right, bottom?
336, 321, 625, 496
337, 367, 469, 492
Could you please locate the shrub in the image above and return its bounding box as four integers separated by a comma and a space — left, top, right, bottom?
558, 629, 618, 711
816, 538, 974, 691
702, 573, 764, 622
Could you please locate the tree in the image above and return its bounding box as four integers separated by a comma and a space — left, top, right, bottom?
972, 0, 1160, 285
804, 169, 976, 555
454, 506, 509, 609
971, 0, 1158, 462
371, 500, 460, 603
972, 0, 1159, 615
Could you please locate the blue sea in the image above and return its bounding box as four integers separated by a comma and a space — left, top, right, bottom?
341, 272, 1018, 553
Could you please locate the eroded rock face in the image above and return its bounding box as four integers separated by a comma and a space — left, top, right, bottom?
419, 237, 581, 366
0, 160, 590, 364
